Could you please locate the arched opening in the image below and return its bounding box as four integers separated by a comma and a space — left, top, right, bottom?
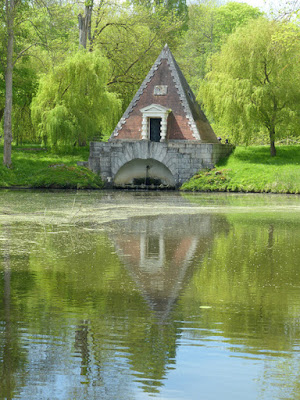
114, 158, 175, 189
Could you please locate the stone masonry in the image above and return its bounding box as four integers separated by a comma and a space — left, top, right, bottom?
89, 140, 233, 188
88, 45, 234, 189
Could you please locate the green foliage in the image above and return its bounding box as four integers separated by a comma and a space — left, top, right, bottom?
0, 145, 103, 189
181, 145, 300, 193
31, 50, 121, 149
181, 168, 232, 192
0, 0, 36, 125
22, 1, 78, 67
176, 1, 263, 90
271, 14, 300, 50
90, 1, 184, 109
0, 0, 78, 145
165, 0, 188, 22
11, 57, 39, 144
2, 0, 300, 161
130, 0, 188, 20
214, 1, 264, 41
199, 18, 300, 153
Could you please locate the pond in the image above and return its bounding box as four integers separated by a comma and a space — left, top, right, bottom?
0, 190, 300, 400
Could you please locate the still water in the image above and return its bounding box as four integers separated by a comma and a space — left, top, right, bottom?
0, 190, 300, 400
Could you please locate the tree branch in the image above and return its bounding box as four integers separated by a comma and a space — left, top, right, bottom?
13, 43, 45, 65
61, 83, 71, 98
263, 59, 272, 84
107, 40, 156, 86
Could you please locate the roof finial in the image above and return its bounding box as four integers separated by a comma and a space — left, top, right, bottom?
162, 43, 170, 57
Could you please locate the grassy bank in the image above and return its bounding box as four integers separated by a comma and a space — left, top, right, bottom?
1, 144, 299, 193
181, 146, 300, 194
0, 145, 103, 189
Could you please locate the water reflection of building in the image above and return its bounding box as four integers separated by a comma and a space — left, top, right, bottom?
109, 214, 227, 320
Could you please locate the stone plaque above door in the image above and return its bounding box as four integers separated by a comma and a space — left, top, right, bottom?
154, 85, 168, 96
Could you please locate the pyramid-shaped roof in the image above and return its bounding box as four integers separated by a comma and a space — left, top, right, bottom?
110, 44, 218, 143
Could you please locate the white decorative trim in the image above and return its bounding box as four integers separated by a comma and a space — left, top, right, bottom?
110, 44, 201, 140
140, 104, 171, 141
111, 58, 163, 138
164, 50, 201, 140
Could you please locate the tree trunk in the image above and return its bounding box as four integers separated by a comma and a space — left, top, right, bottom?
269, 127, 276, 157
75, 321, 90, 376
270, 140, 276, 157
3, 0, 15, 168
78, 5, 93, 49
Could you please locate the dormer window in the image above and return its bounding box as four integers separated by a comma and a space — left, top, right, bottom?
140, 104, 171, 142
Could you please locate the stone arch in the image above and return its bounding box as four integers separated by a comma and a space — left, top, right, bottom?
110, 141, 177, 178
114, 158, 176, 187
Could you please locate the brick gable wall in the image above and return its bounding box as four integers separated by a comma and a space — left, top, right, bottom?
116, 59, 196, 141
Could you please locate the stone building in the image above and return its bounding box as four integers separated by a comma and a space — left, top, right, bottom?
89, 44, 232, 188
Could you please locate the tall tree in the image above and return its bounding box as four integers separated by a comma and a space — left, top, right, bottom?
1, 0, 78, 166
199, 18, 300, 156
2, 0, 16, 167
31, 50, 121, 148
78, 0, 93, 49
176, 1, 263, 91
54, 0, 184, 119
89, 1, 183, 109
130, 0, 188, 20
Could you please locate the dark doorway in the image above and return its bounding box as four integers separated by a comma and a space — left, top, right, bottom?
150, 118, 161, 142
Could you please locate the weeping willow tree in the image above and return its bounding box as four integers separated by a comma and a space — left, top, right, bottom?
199, 18, 300, 156
31, 50, 121, 149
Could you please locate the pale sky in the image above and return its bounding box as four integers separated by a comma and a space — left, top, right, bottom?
189, 0, 299, 15
185, 0, 282, 14
236, 0, 267, 7
230, 0, 274, 13
230, 0, 299, 14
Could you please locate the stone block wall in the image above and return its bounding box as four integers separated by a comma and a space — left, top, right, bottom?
89, 140, 234, 188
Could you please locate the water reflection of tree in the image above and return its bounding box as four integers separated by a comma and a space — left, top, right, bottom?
15, 213, 228, 396
258, 357, 300, 400
0, 224, 29, 400
74, 320, 90, 378
3, 209, 300, 399
1, 228, 13, 400
181, 215, 300, 398
25, 227, 142, 398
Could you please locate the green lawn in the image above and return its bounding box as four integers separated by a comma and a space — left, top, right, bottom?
1, 144, 299, 193
181, 145, 300, 194
0, 145, 103, 189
